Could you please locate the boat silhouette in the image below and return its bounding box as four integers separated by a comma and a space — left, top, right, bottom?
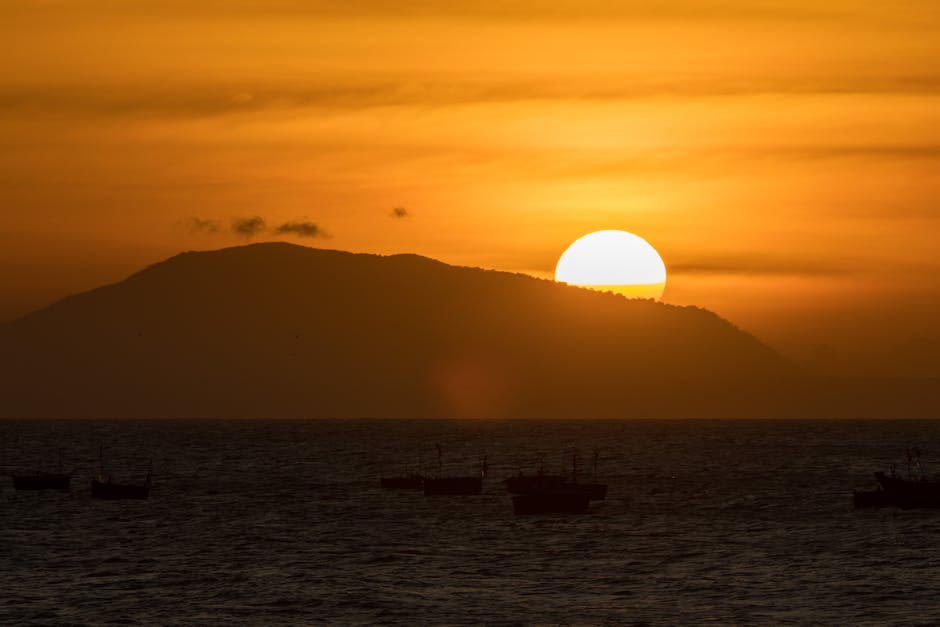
566, 482, 607, 500
872, 471, 940, 509
854, 449, 940, 509
509, 453, 607, 514
91, 447, 151, 500
11, 449, 70, 490
512, 491, 590, 515
424, 476, 483, 495
505, 456, 566, 494
423, 446, 484, 495
92, 476, 151, 500
13, 472, 70, 491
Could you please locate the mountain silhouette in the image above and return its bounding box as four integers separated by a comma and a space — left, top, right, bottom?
0, 242, 860, 419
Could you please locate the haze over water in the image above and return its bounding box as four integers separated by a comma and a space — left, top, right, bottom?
3, 418, 940, 624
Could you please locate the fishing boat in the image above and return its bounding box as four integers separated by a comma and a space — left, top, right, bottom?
505, 457, 566, 494
505, 472, 566, 495
91, 447, 151, 500
424, 476, 483, 495
873, 471, 940, 509
12, 449, 71, 490
423, 446, 485, 496
505, 453, 607, 506
507, 453, 606, 515
854, 449, 940, 509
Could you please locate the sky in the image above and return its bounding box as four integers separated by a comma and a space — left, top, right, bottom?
2, 0, 939, 362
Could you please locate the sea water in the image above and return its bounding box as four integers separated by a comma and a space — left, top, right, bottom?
2, 419, 939, 625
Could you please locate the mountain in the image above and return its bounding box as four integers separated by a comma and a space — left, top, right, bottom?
0, 242, 811, 418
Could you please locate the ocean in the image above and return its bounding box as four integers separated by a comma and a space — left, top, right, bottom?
2, 418, 940, 625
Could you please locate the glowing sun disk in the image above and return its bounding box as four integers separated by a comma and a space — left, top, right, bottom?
555, 230, 667, 299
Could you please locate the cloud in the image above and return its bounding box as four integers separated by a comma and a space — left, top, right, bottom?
6, 0, 877, 24
7, 74, 940, 121
232, 216, 267, 238
668, 256, 854, 277
390, 207, 409, 219
184, 215, 334, 239
0, 0, 842, 20
187, 217, 221, 234
275, 220, 328, 238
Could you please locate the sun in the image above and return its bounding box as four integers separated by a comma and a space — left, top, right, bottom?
555, 230, 667, 299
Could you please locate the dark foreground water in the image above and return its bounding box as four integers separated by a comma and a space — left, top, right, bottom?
3, 419, 940, 625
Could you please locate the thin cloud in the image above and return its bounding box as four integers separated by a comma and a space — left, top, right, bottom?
669, 256, 854, 277
232, 216, 266, 238
275, 221, 328, 238
7, 0, 857, 22
7, 74, 940, 120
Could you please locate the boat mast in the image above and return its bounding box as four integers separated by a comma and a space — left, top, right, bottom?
436, 444, 442, 478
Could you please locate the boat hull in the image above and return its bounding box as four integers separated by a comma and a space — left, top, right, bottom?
859, 472, 940, 509
91, 479, 150, 500
567, 483, 607, 501
512, 492, 590, 515
505, 475, 566, 494
531, 482, 608, 501
424, 476, 482, 495
12, 474, 71, 490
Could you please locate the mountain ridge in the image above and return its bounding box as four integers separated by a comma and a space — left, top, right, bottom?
0, 242, 824, 419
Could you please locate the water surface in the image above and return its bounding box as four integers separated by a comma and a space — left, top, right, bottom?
2, 419, 939, 625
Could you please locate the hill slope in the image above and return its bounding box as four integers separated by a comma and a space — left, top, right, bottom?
0, 243, 801, 418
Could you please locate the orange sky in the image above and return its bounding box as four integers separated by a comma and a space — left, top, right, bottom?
2, 1, 939, 361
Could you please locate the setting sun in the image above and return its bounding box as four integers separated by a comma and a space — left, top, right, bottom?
2, 2, 940, 624
555, 230, 667, 299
